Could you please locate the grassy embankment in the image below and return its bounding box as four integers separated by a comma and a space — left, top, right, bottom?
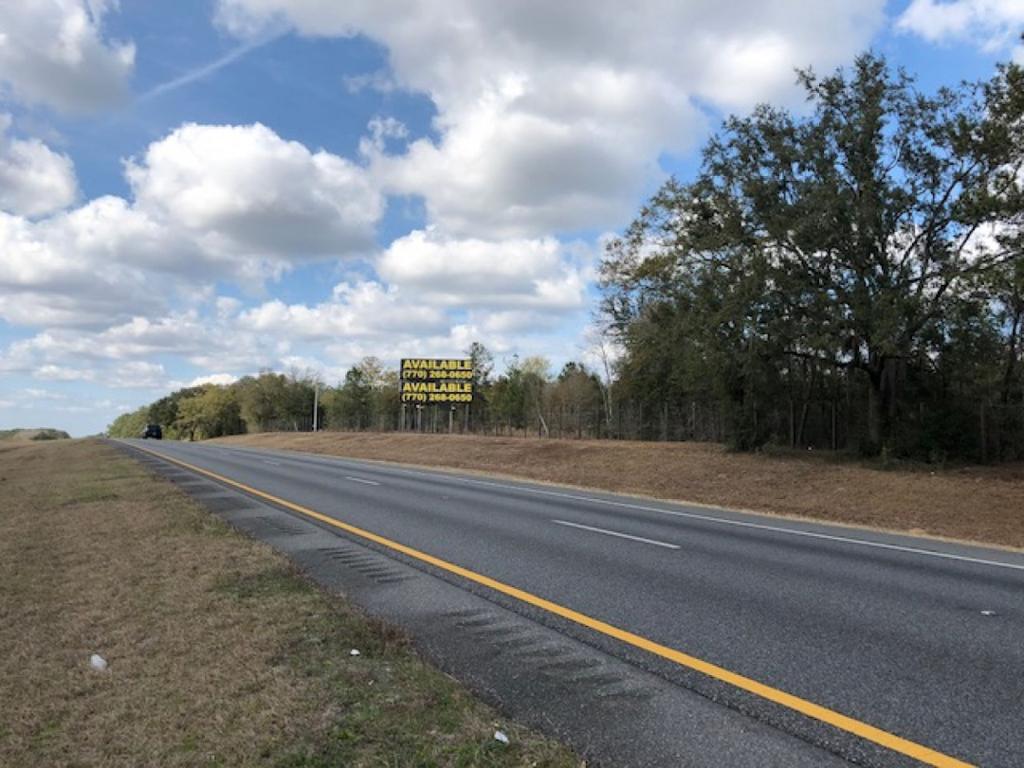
215, 432, 1024, 550
0, 438, 580, 768
0, 427, 71, 441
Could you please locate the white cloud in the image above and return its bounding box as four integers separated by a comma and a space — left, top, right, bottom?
35, 363, 95, 382
0, 115, 78, 217
219, 0, 885, 237
897, 0, 1024, 54
0, 311, 273, 388
378, 229, 591, 311
189, 373, 239, 387
237, 280, 449, 340
0, 206, 159, 327
4, 318, 194, 364
0, 122, 384, 328
107, 360, 168, 389
476, 310, 568, 335
22, 387, 68, 401
362, 67, 700, 237
361, 116, 408, 154
51, 195, 198, 276
0, 0, 135, 112
343, 69, 399, 94
126, 122, 382, 261
0, 265, 589, 393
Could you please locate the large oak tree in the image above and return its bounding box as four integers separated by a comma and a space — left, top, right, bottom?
603, 54, 1023, 454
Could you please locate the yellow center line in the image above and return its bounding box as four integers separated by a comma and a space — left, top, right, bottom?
133, 443, 974, 768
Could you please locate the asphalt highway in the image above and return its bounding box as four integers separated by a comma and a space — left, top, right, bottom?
124, 439, 1024, 767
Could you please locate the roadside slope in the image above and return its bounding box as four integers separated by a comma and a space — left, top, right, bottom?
0, 427, 71, 441
0, 439, 579, 767
213, 432, 1024, 549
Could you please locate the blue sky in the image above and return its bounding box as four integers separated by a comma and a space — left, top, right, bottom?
0, 0, 1021, 435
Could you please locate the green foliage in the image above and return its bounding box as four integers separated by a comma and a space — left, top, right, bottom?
147, 387, 205, 439
467, 341, 495, 387
321, 357, 397, 431
174, 386, 243, 441
490, 356, 527, 431
29, 429, 71, 441
550, 363, 603, 438
106, 406, 151, 438
326, 366, 373, 430
601, 53, 1024, 460
235, 371, 317, 432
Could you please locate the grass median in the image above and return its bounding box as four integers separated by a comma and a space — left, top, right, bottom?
0, 439, 581, 768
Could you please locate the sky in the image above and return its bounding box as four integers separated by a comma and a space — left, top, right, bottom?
1, 0, 1022, 436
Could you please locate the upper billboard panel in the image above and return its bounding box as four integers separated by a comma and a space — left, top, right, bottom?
400, 358, 473, 381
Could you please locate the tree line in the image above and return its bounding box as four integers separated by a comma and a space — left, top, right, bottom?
109, 52, 1023, 462
105, 347, 610, 442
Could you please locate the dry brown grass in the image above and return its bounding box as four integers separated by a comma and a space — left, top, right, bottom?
214, 432, 1024, 550
0, 439, 580, 768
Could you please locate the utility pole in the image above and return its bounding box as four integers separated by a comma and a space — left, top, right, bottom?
312, 385, 319, 432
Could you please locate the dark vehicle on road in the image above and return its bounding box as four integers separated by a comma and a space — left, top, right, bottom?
142, 424, 162, 439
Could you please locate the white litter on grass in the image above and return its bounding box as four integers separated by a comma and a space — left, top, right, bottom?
349, 649, 361, 656
90, 654, 108, 671
493, 730, 509, 745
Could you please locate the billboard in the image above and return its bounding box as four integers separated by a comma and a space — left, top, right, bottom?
400, 358, 473, 404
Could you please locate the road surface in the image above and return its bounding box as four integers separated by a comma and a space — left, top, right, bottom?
120, 438, 1024, 767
